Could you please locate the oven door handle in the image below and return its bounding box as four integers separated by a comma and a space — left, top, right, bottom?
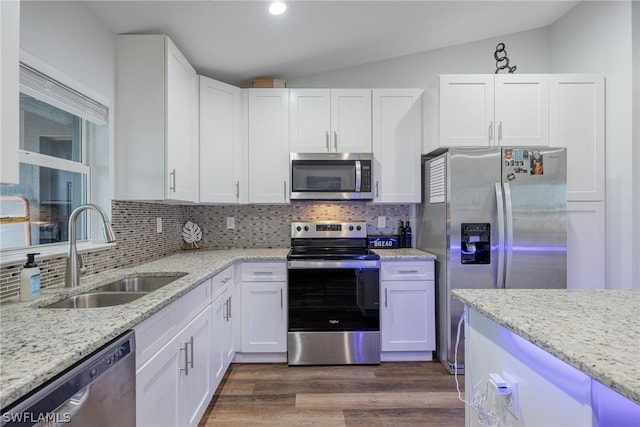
287, 260, 380, 269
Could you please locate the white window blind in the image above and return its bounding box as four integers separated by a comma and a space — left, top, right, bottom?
19, 63, 108, 126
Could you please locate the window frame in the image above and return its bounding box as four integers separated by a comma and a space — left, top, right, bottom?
0, 51, 114, 265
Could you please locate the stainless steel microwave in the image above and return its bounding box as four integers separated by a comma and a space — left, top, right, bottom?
290, 153, 374, 200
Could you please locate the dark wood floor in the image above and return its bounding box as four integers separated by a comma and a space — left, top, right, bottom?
198, 361, 465, 426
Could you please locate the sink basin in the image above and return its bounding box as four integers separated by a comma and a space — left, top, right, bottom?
95, 275, 185, 293
43, 292, 147, 309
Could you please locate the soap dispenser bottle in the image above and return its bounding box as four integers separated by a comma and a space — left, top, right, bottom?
20, 253, 41, 302
399, 220, 406, 248
405, 221, 412, 248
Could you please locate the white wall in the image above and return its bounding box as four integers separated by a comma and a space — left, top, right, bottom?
20, 1, 115, 100
549, 1, 635, 290
20, 1, 116, 212
288, 27, 550, 88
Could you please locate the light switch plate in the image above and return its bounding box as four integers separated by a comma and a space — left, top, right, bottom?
227, 217, 235, 229
377, 216, 386, 228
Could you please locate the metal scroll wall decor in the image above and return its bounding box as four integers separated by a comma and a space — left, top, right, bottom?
494, 42, 517, 74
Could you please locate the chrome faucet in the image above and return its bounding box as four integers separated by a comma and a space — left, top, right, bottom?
65, 204, 116, 288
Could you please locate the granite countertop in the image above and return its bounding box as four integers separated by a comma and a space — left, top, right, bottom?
452, 289, 640, 405
0, 247, 434, 409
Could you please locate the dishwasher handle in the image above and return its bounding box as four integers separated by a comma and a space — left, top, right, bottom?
50, 385, 91, 427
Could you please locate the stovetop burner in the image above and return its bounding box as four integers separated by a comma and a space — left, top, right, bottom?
287, 246, 379, 261
288, 221, 380, 261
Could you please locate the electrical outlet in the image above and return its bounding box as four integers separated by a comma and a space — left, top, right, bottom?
377, 216, 386, 228
156, 217, 162, 233
226, 217, 235, 229
503, 372, 520, 419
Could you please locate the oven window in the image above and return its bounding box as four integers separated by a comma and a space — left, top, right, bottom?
288, 268, 379, 331
291, 161, 356, 192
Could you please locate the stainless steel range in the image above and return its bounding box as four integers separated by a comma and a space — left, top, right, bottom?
287, 221, 380, 365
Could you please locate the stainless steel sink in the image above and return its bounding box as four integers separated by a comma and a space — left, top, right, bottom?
95, 275, 185, 293
43, 292, 148, 308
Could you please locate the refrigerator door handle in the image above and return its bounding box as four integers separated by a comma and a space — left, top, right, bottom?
503, 182, 514, 288
495, 182, 505, 288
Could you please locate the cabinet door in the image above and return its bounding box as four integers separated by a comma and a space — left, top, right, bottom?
372, 89, 423, 203
381, 280, 435, 352
241, 281, 287, 352
0, 0, 19, 184
136, 337, 181, 427
330, 89, 372, 153
180, 306, 212, 427
166, 37, 199, 202
211, 293, 226, 392
289, 89, 331, 153
247, 89, 289, 203
223, 286, 235, 366
495, 74, 549, 146
439, 75, 494, 147
567, 201, 606, 289
200, 76, 243, 203
549, 75, 605, 201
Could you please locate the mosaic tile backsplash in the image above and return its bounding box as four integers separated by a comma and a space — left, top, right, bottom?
1, 200, 410, 301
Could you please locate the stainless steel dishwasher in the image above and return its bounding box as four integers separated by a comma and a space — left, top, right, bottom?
1, 330, 135, 427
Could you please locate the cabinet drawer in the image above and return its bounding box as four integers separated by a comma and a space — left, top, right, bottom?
212, 265, 234, 297
381, 261, 434, 281
241, 262, 287, 282
134, 298, 183, 369
182, 279, 212, 323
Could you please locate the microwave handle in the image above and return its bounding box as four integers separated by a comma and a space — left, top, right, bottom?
355, 161, 362, 192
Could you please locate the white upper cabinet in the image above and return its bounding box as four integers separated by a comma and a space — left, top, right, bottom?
438, 74, 549, 148
115, 35, 199, 202
0, 0, 20, 185
289, 89, 372, 153
199, 76, 245, 203
372, 89, 423, 203
549, 75, 605, 202
247, 88, 290, 203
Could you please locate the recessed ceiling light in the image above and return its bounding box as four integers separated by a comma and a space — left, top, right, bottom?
269, 2, 287, 16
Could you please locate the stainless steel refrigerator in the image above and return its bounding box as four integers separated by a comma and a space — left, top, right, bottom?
417, 147, 567, 373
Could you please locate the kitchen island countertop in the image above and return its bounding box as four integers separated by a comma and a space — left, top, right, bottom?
452, 288, 640, 405
0, 247, 435, 409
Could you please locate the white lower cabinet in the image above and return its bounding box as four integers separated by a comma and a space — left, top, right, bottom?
135, 276, 220, 427
136, 303, 212, 427
240, 262, 287, 354
180, 307, 212, 427
380, 260, 435, 361
136, 332, 181, 426
211, 281, 235, 391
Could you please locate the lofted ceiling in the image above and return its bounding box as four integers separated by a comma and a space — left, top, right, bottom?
84, 0, 579, 86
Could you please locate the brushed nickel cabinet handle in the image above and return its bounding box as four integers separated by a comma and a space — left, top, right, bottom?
188, 336, 194, 369
333, 131, 338, 151
169, 169, 176, 192
180, 343, 189, 375
326, 131, 330, 152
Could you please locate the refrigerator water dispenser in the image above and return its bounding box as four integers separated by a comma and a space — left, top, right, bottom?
461, 223, 490, 264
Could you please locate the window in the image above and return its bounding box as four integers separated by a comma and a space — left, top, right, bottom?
0, 63, 108, 253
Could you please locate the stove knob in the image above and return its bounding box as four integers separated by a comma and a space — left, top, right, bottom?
304, 226, 309, 231
349, 225, 354, 231
296, 226, 302, 232
356, 225, 362, 231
